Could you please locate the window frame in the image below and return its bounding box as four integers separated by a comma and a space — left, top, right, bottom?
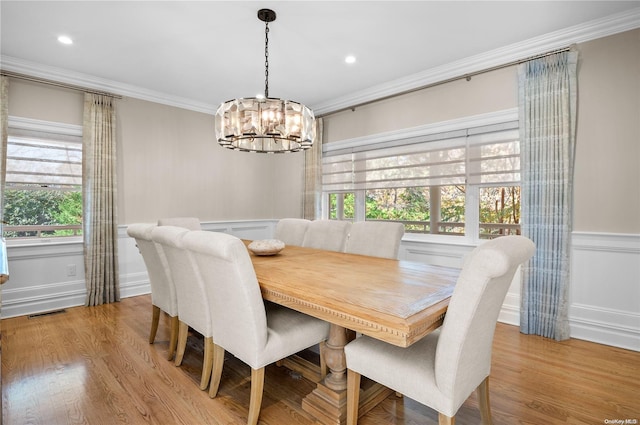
321, 109, 520, 245
4, 116, 83, 245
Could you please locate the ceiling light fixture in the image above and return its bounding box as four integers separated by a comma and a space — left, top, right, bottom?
214, 9, 315, 153
57, 35, 73, 45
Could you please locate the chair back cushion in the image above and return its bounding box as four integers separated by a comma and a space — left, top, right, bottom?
302, 220, 351, 252
158, 217, 201, 230
182, 231, 268, 366
345, 221, 404, 259
274, 218, 311, 246
151, 226, 212, 337
435, 235, 535, 406
126, 223, 177, 316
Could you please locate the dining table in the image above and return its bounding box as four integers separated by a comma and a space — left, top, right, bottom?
245, 241, 460, 425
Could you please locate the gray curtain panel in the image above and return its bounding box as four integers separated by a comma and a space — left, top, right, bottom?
304, 117, 323, 220
518, 50, 578, 341
1, 76, 9, 287
83, 93, 120, 306
1, 76, 8, 224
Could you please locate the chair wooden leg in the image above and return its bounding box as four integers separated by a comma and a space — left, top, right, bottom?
438, 413, 455, 425
174, 321, 189, 366
346, 369, 361, 425
167, 315, 179, 361
247, 367, 265, 425
477, 376, 494, 425
209, 344, 225, 398
200, 337, 214, 390
149, 305, 161, 344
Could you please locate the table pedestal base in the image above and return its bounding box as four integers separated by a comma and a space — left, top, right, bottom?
302, 380, 394, 425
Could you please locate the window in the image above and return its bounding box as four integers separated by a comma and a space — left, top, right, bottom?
3, 117, 83, 240
479, 186, 521, 238
328, 192, 354, 220
322, 110, 521, 241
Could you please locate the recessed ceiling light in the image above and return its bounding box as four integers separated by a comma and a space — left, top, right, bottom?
57, 35, 73, 45
345, 55, 356, 64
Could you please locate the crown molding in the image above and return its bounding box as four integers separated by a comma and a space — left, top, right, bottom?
0, 56, 218, 115
312, 7, 640, 116
1, 7, 638, 117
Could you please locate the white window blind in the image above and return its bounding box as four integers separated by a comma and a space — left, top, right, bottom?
6, 134, 82, 189
323, 123, 519, 192
467, 128, 520, 185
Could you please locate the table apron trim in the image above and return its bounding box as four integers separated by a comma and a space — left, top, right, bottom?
262, 288, 447, 347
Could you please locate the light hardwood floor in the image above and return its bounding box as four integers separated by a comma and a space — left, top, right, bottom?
2, 295, 638, 424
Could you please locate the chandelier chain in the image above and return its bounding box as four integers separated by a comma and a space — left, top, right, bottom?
264, 22, 269, 98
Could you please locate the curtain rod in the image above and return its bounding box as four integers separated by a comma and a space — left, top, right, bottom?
319, 45, 574, 117
0, 70, 123, 99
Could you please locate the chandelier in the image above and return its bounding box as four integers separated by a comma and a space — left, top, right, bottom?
214, 9, 316, 153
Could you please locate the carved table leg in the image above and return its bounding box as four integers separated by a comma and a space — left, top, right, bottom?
323, 324, 350, 391
302, 324, 391, 425
302, 324, 350, 424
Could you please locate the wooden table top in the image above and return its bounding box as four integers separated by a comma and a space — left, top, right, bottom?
247, 243, 460, 348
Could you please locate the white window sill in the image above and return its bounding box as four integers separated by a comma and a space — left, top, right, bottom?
6, 237, 83, 248
401, 232, 479, 248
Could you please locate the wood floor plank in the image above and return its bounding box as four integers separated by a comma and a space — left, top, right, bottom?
2, 295, 639, 425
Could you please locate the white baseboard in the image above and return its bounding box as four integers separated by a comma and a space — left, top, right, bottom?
119, 271, 151, 299
1, 280, 86, 318
498, 292, 521, 326
569, 304, 640, 351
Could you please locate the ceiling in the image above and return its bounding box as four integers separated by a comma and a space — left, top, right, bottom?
1, 1, 639, 115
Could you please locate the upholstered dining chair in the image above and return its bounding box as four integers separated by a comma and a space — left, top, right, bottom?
151, 226, 214, 391
345, 221, 405, 259
273, 218, 311, 246
302, 219, 352, 252
126, 223, 179, 361
158, 216, 201, 230
344, 235, 535, 425
182, 230, 331, 425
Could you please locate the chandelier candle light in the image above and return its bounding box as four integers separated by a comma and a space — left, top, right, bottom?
214, 9, 316, 153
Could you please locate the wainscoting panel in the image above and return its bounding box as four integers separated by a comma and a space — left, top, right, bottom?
569, 232, 640, 351
3, 225, 638, 350
1, 241, 86, 318
398, 232, 640, 350
1, 220, 278, 319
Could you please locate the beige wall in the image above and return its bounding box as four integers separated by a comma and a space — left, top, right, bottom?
116, 97, 303, 223
572, 29, 640, 233
8, 79, 83, 125
323, 65, 517, 143
7, 81, 305, 224
322, 29, 640, 234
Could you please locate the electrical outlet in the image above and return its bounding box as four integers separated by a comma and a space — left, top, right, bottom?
66, 264, 76, 276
